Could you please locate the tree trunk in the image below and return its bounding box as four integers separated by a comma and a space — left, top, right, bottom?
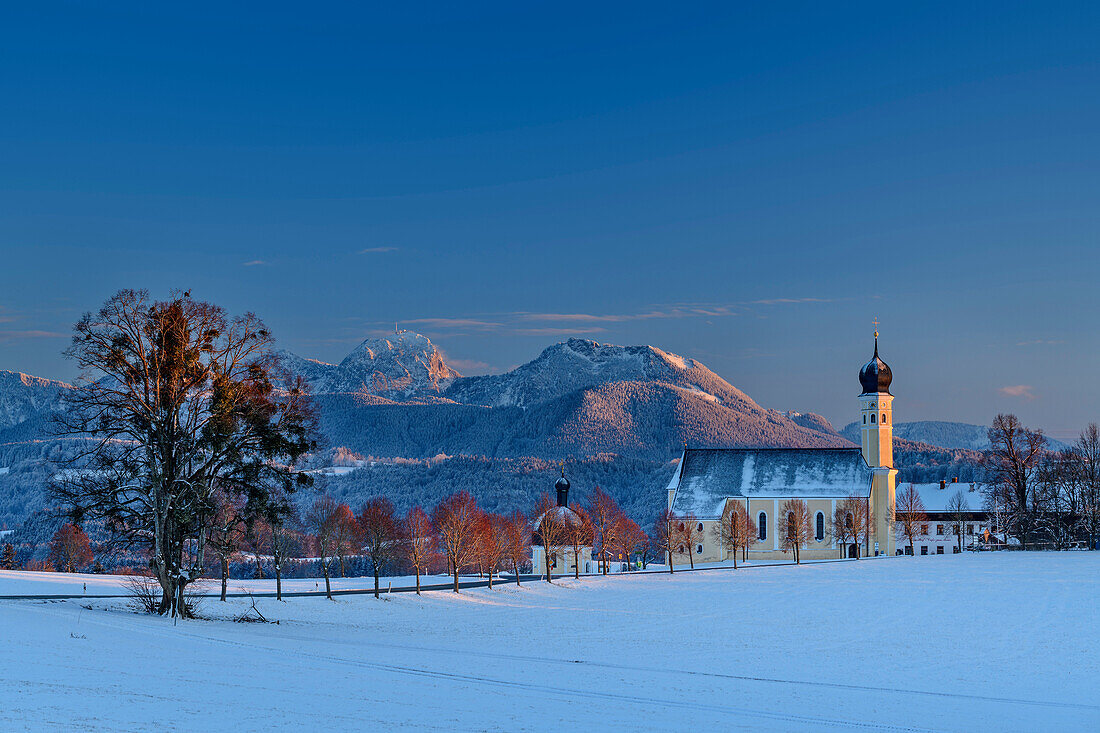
487, 567, 493, 590
688, 548, 694, 569
322, 558, 332, 600
220, 558, 228, 602
274, 543, 283, 602
513, 559, 521, 586
373, 567, 380, 599
415, 566, 421, 595
573, 550, 580, 579
452, 560, 459, 593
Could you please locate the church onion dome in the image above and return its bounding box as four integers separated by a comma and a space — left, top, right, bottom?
859, 333, 892, 395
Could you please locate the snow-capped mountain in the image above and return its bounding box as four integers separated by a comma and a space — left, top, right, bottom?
443, 338, 753, 409
276, 331, 461, 397
0, 371, 71, 431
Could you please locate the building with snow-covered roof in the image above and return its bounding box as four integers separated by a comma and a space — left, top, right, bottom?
894, 479, 990, 555
666, 333, 898, 562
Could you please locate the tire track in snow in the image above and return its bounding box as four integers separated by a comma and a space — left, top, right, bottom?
14, 602, 938, 732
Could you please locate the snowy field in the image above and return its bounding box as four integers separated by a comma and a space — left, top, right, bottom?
2, 553, 1098, 732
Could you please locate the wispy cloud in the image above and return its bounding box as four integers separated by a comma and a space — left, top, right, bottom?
518, 311, 674, 323
512, 326, 607, 336
403, 318, 502, 329
514, 298, 836, 325
999, 385, 1036, 400
748, 297, 836, 306
242, 260, 268, 267
442, 357, 497, 375
0, 329, 67, 342
1016, 339, 1064, 347
359, 247, 399, 254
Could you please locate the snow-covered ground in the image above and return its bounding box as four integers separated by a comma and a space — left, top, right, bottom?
2, 553, 1097, 732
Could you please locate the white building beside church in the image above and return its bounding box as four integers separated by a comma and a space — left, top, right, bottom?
895, 479, 989, 555
666, 333, 898, 562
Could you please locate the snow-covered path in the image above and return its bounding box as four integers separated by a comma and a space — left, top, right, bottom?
2, 553, 1097, 731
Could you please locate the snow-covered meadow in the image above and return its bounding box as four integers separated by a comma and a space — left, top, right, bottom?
2, 553, 1097, 732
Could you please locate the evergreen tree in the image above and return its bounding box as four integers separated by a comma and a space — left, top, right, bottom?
1, 542, 17, 570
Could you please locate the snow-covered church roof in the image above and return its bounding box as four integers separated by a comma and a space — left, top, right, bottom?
668, 448, 873, 519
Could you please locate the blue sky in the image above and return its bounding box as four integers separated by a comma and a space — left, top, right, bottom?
1, 3, 1098, 437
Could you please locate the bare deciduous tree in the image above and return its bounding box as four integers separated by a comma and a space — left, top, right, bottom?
946, 489, 970, 553
780, 499, 812, 564
566, 504, 593, 579
48, 523, 93, 573
474, 512, 509, 589
586, 486, 621, 575
306, 495, 340, 600
984, 413, 1047, 548
358, 497, 402, 599
206, 487, 247, 601
653, 509, 678, 573
52, 289, 315, 618
895, 484, 927, 556
714, 502, 756, 568
433, 491, 479, 593
332, 503, 359, 579
832, 496, 869, 558
674, 512, 703, 569
532, 493, 569, 582
613, 514, 646, 572
403, 506, 434, 595
502, 510, 530, 585
1076, 424, 1100, 550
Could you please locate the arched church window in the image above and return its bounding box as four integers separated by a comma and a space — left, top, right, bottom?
870, 414, 876, 424
845, 512, 853, 531
696, 544, 703, 554
863, 415, 866, 424
881, 414, 887, 424
678, 545, 684, 554
697, 522, 704, 532
815, 512, 825, 541
758, 513, 767, 541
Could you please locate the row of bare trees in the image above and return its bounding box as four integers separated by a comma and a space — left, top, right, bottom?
985, 415, 1100, 549
298, 484, 654, 597
658, 496, 876, 569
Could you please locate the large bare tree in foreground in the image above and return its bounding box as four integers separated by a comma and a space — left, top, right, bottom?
53, 290, 315, 617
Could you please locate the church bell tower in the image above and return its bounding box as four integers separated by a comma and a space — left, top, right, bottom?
859, 328, 896, 556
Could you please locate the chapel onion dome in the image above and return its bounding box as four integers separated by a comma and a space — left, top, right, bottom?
554, 472, 570, 507
859, 332, 892, 395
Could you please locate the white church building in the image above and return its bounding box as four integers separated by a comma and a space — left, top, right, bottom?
666, 333, 898, 562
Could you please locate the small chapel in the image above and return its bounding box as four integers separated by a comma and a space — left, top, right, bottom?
666, 333, 898, 563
